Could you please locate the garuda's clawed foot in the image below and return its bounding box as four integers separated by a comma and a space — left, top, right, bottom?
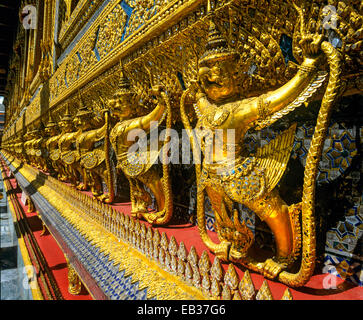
77, 183, 87, 191
97, 194, 108, 202
92, 192, 103, 201
143, 210, 167, 225
261, 258, 287, 279
104, 197, 113, 204
130, 210, 145, 220
97, 194, 113, 204
213, 241, 232, 262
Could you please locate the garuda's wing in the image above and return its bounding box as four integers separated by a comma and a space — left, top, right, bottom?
253, 71, 328, 130
256, 123, 297, 194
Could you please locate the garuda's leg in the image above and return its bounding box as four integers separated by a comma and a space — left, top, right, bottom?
96, 166, 114, 203
205, 185, 253, 261
88, 170, 103, 198
58, 162, 68, 181
128, 177, 151, 219
76, 167, 88, 191
69, 165, 80, 186
138, 167, 165, 215
127, 177, 138, 216
244, 190, 300, 278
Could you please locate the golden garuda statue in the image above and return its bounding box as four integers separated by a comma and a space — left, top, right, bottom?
108, 67, 173, 225
58, 105, 86, 187
45, 113, 67, 179
25, 127, 43, 169
181, 0, 358, 287
23, 129, 34, 163
33, 125, 50, 172
73, 97, 115, 203
14, 135, 25, 162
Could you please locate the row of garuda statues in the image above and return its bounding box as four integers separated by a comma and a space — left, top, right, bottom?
5, 9, 348, 287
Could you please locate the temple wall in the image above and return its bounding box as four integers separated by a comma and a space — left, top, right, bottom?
1, 0, 362, 299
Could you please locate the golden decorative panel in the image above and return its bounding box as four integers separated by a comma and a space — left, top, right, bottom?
25, 92, 41, 127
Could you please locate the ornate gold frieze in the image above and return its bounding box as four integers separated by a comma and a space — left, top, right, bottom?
48, 0, 214, 108
25, 91, 41, 127
58, 0, 105, 48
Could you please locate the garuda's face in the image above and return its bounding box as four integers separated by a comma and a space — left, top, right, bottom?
198, 58, 239, 103
74, 116, 90, 130
73, 116, 81, 129
61, 120, 73, 133
32, 131, 39, 139
45, 127, 56, 136
112, 95, 133, 120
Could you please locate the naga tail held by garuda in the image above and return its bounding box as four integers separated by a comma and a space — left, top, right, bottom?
277, 1, 345, 287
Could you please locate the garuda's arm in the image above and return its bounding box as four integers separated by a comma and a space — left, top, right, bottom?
235, 56, 325, 129
124, 86, 167, 137
88, 122, 108, 142
140, 86, 167, 132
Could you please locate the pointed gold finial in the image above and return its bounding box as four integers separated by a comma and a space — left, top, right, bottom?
140, 222, 146, 238
160, 232, 169, 251
187, 246, 198, 268
198, 250, 211, 276
211, 277, 221, 299
232, 291, 242, 300
165, 251, 172, 270
170, 254, 177, 273
113, 59, 135, 98
177, 241, 187, 262
153, 242, 159, 260
177, 258, 185, 279
281, 288, 293, 300
120, 211, 125, 227
199, 0, 239, 66
124, 214, 130, 229
129, 216, 135, 231
158, 247, 166, 266
202, 273, 211, 292
221, 283, 231, 300
211, 256, 223, 281
146, 226, 153, 242
61, 104, 72, 121
256, 280, 274, 300
185, 262, 193, 284
46, 112, 57, 128
168, 235, 178, 256
193, 266, 201, 288
224, 264, 239, 291
239, 270, 256, 300
134, 219, 141, 235
119, 58, 125, 82
153, 229, 161, 246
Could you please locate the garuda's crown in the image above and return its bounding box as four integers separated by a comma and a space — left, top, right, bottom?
199, 18, 239, 65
